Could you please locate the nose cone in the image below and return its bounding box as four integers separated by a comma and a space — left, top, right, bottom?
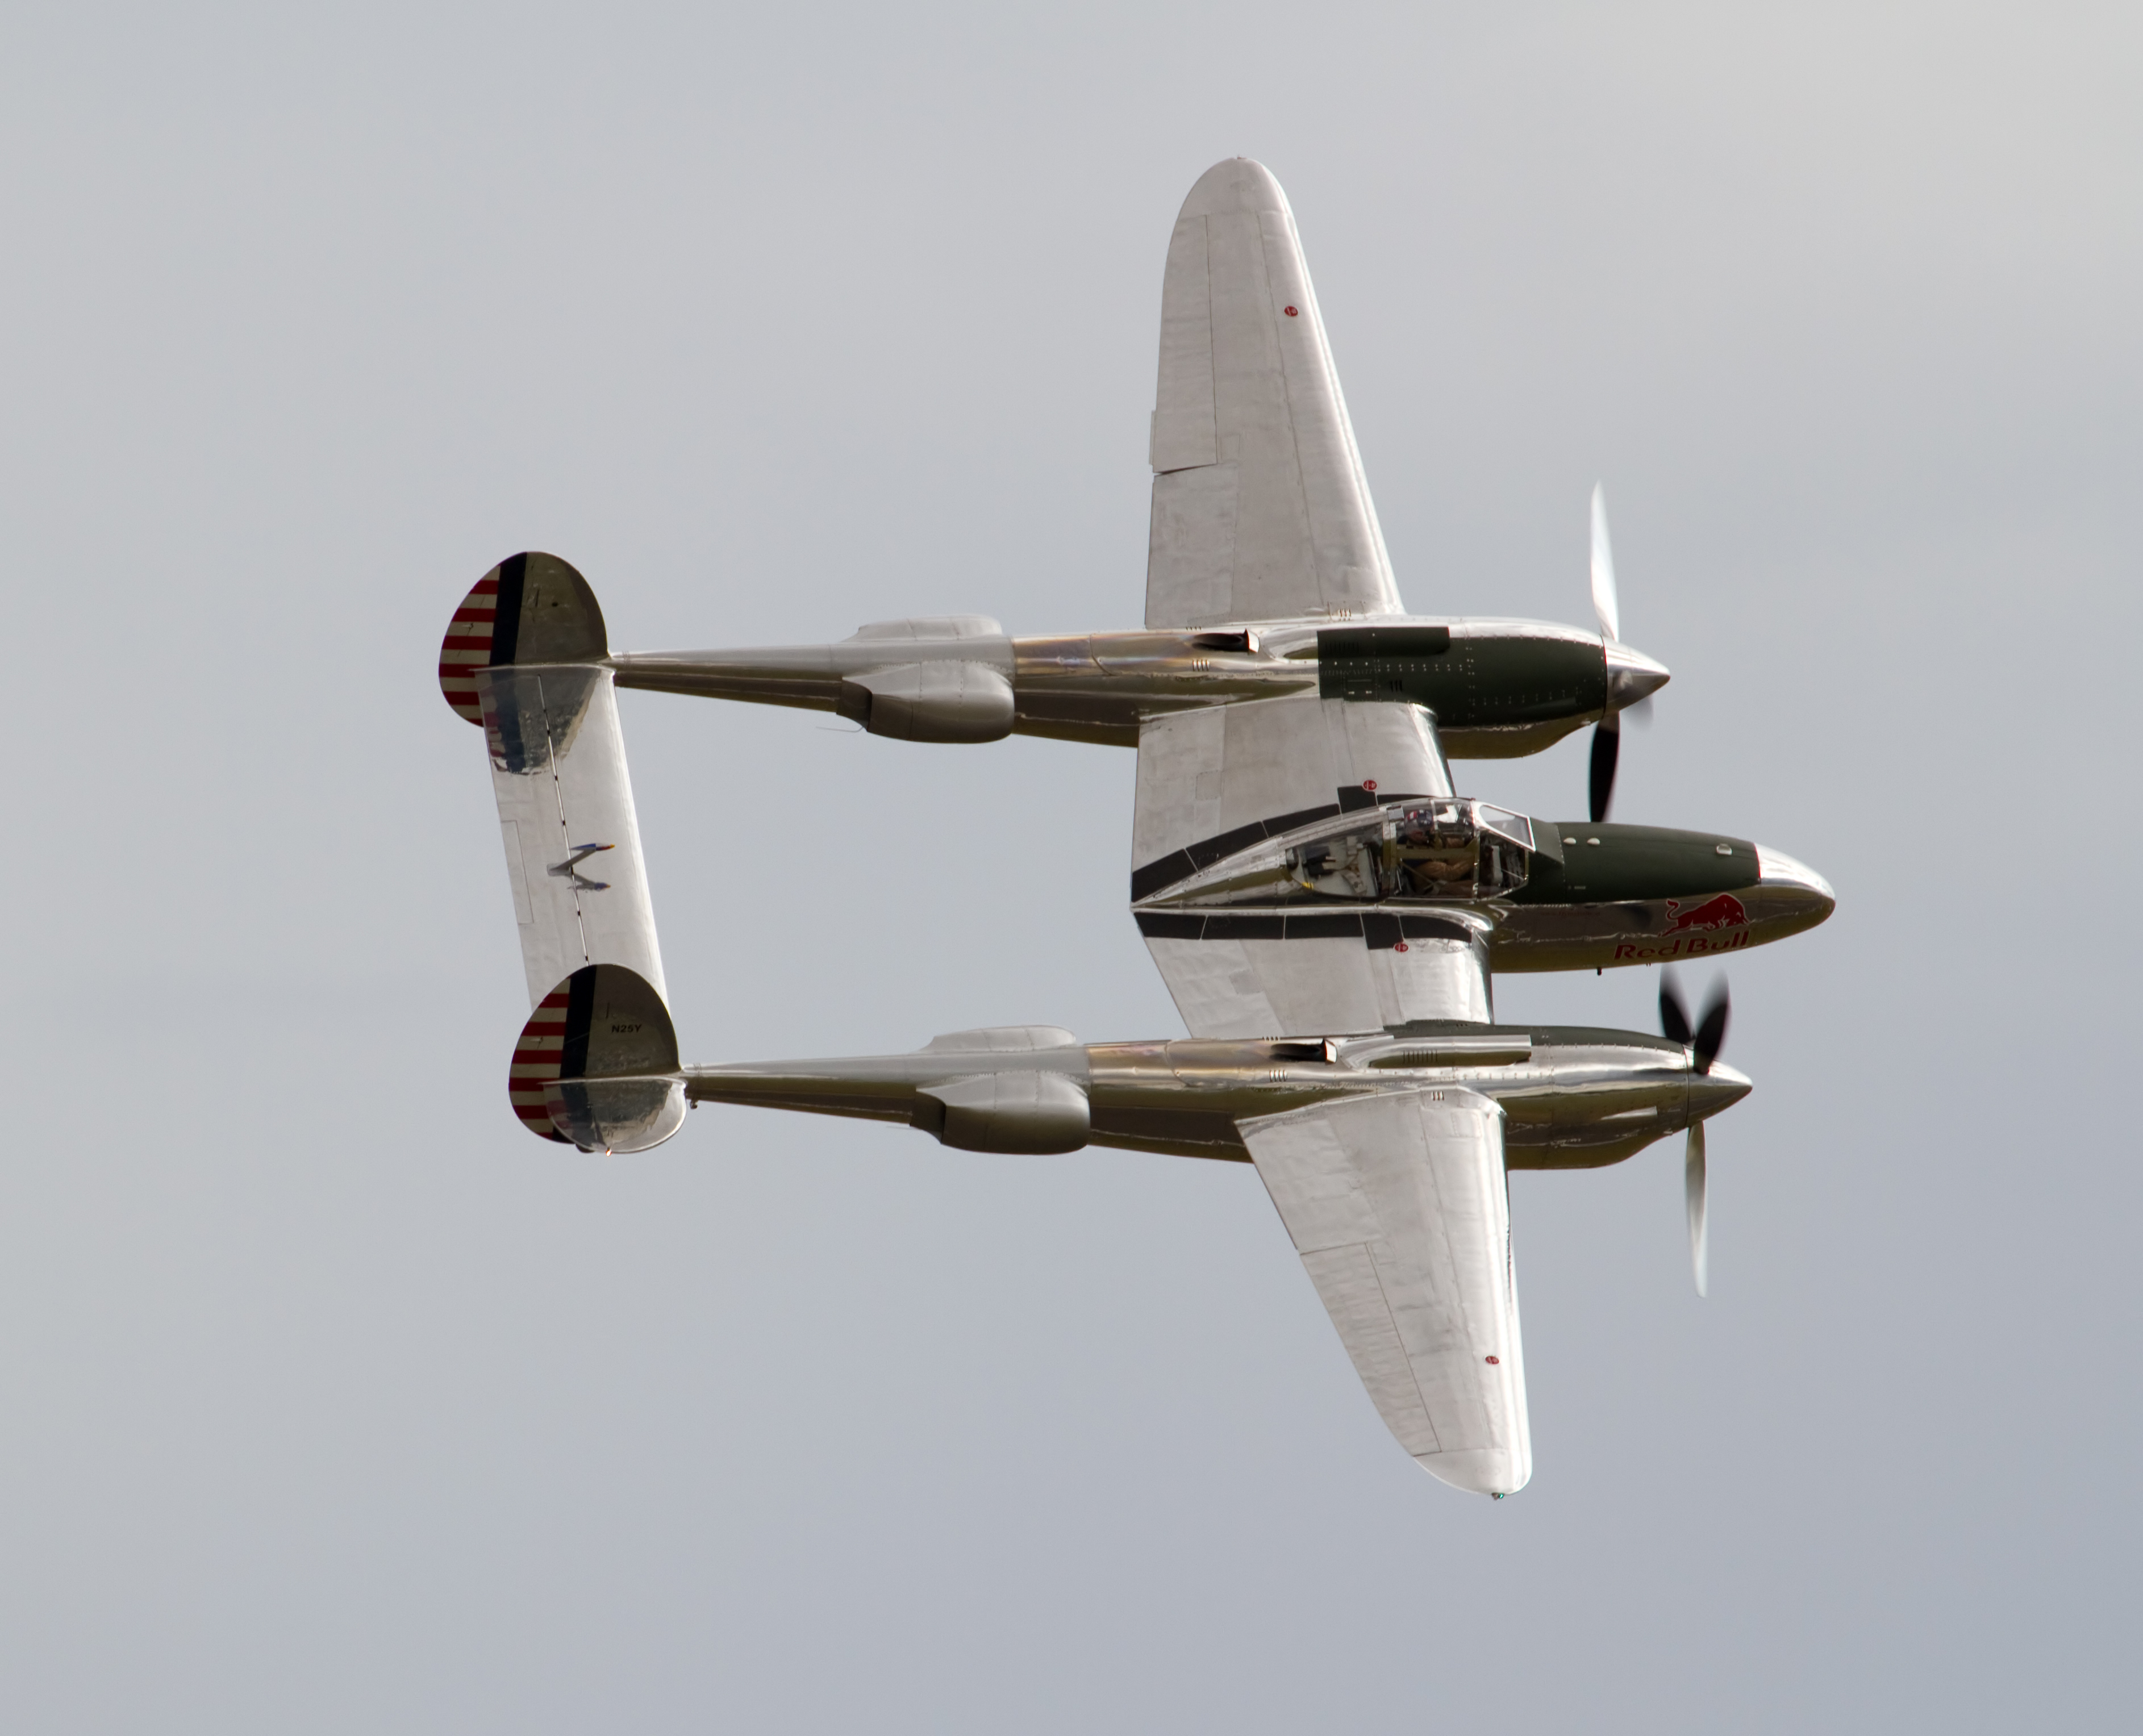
1605, 640, 1671, 710
1690, 1061, 1753, 1120
1756, 844, 1837, 923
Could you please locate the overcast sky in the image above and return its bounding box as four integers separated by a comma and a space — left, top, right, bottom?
3, 3, 2138, 1730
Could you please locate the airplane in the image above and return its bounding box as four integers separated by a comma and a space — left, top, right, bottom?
437, 159, 1834, 1497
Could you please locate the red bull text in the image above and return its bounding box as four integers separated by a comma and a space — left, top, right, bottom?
1612, 894, 1751, 962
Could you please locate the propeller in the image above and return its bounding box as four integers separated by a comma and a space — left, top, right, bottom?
1660, 970, 1731, 1297
1589, 484, 1622, 823
1685, 1120, 1708, 1300
1590, 481, 1620, 644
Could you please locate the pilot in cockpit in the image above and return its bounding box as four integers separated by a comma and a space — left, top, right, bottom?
1395, 807, 1477, 892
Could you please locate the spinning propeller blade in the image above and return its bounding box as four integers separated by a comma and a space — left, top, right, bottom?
1590, 482, 1619, 644
1661, 969, 1731, 1297
1658, 971, 1691, 1047
1589, 484, 1623, 822
1685, 1120, 1708, 1298
1692, 986, 1731, 1075
1658, 971, 1729, 1074
1589, 720, 1620, 825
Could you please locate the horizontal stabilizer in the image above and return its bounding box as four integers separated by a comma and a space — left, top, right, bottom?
439, 551, 609, 723
442, 556, 667, 1009
509, 963, 686, 1152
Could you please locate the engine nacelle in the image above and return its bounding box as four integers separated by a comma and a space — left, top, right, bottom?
915, 1070, 1090, 1154
840, 661, 1017, 743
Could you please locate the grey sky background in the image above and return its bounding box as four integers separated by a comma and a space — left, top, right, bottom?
3, 3, 2138, 1729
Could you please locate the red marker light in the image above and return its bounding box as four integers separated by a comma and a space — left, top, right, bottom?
1283, 305, 1299, 316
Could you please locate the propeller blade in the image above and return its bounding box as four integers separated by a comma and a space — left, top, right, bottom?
1692, 981, 1731, 1075
1590, 482, 1620, 643
1685, 1119, 1708, 1298
1658, 970, 1692, 1047
1588, 717, 1619, 823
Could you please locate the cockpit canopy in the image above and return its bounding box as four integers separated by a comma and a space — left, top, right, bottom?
1286, 799, 1535, 903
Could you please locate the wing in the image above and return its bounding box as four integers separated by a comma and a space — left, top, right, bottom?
1240, 1087, 1529, 1496
441, 554, 669, 1010
1132, 694, 1487, 1036
1146, 158, 1403, 629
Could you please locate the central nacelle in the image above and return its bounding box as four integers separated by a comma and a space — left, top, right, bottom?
1133, 798, 1836, 975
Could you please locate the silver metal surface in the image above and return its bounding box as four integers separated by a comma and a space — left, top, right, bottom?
480, 666, 668, 1009
838, 661, 1016, 742
1686, 1120, 1710, 1298
1605, 638, 1671, 711
683, 1023, 1751, 1174
1240, 1087, 1529, 1495
1137, 797, 1836, 975
1591, 483, 1620, 644
1145, 158, 1401, 628
612, 616, 1656, 755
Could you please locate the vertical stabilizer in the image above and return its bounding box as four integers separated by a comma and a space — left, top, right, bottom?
508, 963, 686, 1152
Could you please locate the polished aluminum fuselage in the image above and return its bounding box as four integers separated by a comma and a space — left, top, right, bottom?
685, 1025, 1751, 1172
611, 615, 1642, 757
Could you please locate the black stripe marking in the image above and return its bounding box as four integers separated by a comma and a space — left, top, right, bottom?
1129, 792, 1439, 901
1318, 625, 1452, 661
1362, 912, 1403, 950
1289, 913, 1364, 939
1401, 915, 1475, 942
1133, 912, 1206, 939
1136, 912, 1369, 941
1134, 909, 1482, 947
1129, 802, 1341, 901
558, 964, 599, 1081
1204, 915, 1285, 940
490, 552, 530, 667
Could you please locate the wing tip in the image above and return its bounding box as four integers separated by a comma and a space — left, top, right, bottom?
1179, 157, 1289, 220
1417, 1447, 1532, 1499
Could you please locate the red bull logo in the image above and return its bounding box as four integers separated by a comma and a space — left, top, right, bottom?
1664, 894, 1748, 934
1612, 894, 1753, 963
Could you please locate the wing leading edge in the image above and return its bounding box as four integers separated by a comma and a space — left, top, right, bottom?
1240, 1087, 1530, 1495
